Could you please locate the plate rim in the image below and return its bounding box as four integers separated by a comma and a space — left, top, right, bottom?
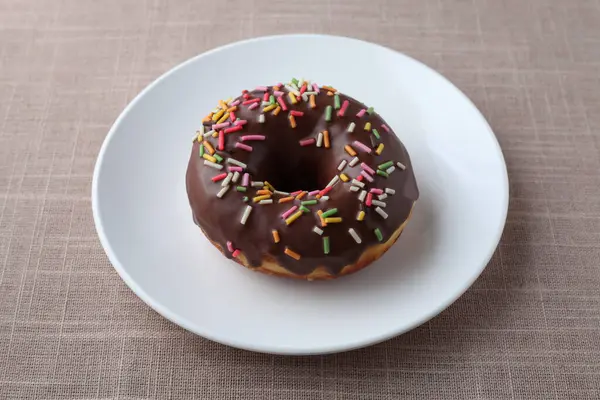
92, 33, 509, 355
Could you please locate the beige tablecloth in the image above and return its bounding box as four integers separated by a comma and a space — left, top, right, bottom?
1, 0, 599, 398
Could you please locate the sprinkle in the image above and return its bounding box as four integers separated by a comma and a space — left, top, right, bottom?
370, 135, 377, 148
256, 86, 268, 91
322, 85, 337, 92
339, 173, 349, 182
396, 161, 406, 170
236, 186, 247, 192
274, 190, 290, 196
218, 131, 225, 150
308, 190, 320, 196
258, 114, 265, 123
288, 92, 297, 104
233, 119, 247, 126
231, 249, 241, 258
356, 109, 366, 118
253, 194, 270, 203
322, 236, 330, 254
216, 185, 230, 198
212, 122, 230, 130
360, 162, 375, 175
344, 145, 357, 156
263, 92, 270, 102
380, 124, 390, 133
219, 100, 228, 110
300, 205, 310, 213
299, 138, 315, 146
272, 106, 282, 116
300, 82, 307, 94
325, 105, 332, 121
351, 179, 365, 188
202, 154, 217, 163
212, 131, 219, 138
325, 217, 342, 223
262, 104, 277, 113
374, 228, 383, 242
199, 144, 205, 157
349, 157, 360, 167
357, 210, 365, 221
256, 189, 272, 195
320, 196, 329, 201
295, 191, 307, 200
278, 196, 294, 203
284, 247, 301, 260
204, 160, 223, 170
309, 95, 316, 108
350, 185, 360, 192
372, 129, 381, 140
326, 175, 340, 188
356, 175, 364, 182
248, 102, 259, 111
235, 142, 253, 152
227, 241, 234, 252
378, 161, 394, 170
290, 190, 303, 196
212, 109, 224, 122
316, 132, 323, 147
242, 196, 248, 202
353, 141, 372, 153
317, 210, 327, 227
385, 188, 396, 195
364, 122, 372, 131
377, 170, 389, 178
264, 181, 275, 191
313, 226, 323, 235
240, 135, 265, 142
242, 173, 249, 187
323, 130, 330, 148
386, 166, 395, 175
366, 193, 373, 206
227, 158, 247, 169
312, 82, 320, 93
378, 193, 388, 201
375, 143, 384, 155
217, 112, 230, 124
224, 125, 243, 134
321, 208, 338, 218
259, 199, 273, 205
281, 206, 298, 219
240, 205, 252, 224
233, 171, 241, 184
358, 190, 367, 202
338, 100, 349, 117
333, 94, 341, 109
229, 99, 240, 107
372, 199, 386, 208
285, 210, 303, 225
269, 94, 275, 104
221, 172, 233, 187
291, 78, 299, 86
274, 90, 284, 97
269, 96, 285, 111
370, 188, 383, 195
361, 170, 374, 182
318, 186, 333, 198
211, 173, 227, 182
203, 140, 215, 155
367, 106, 375, 115
289, 114, 297, 128
347, 228, 362, 244
337, 160, 347, 171
347, 122, 356, 132
375, 207, 388, 219
290, 110, 304, 117
272, 230, 280, 243
301, 200, 318, 206
326, 91, 334, 97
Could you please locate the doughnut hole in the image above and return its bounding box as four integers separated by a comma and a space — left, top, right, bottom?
259, 149, 329, 193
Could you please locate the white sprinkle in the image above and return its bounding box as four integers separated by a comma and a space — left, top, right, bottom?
274, 190, 290, 196
385, 188, 396, 195
378, 193, 388, 201
347, 122, 356, 132
349, 156, 360, 167
240, 205, 252, 224
290, 82, 300, 91
232, 171, 240, 183
372, 200, 386, 208
251, 181, 264, 188
396, 161, 406, 170
358, 190, 367, 202
203, 129, 215, 138
313, 226, 323, 235
316, 132, 323, 147
217, 185, 230, 198
348, 228, 362, 244
259, 199, 273, 205
258, 114, 265, 123
227, 158, 247, 169
302, 93, 309, 102
375, 207, 389, 219
303, 91, 318, 96
337, 160, 347, 171
351, 179, 365, 188
204, 160, 223, 170
349, 185, 360, 192
284, 84, 300, 96
222, 172, 233, 187
326, 175, 340, 188
261, 101, 270, 107
386, 166, 396, 175
298, 78, 305, 87
319, 196, 329, 201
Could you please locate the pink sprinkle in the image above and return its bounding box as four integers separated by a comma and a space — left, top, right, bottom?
229, 111, 236, 121
361, 170, 374, 183
218, 130, 225, 150
290, 110, 304, 117
241, 135, 266, 141
277, 96, 288, 111
233, 119, 247, 126
256, 86, 268, 91
276, 82, 283, 87
353, 140, 372, 153
360, 162, 375, 175
232, 249, 241, 258
211, 173, 227, 182
337, 100, 349, 117
229, 99, 240, 107
274, 90, 284, 97
235, 142, 253, 152
290, 190, 303, 196
299, 138, 315, 146
263, 92, 269, 101
370, 188, 383, 195
313, 82, 320, 93
300, 83, 307, 94
242, 98, 260, 105
228, 166, 243, 172
224, 125, 243, 134
318, 186, 333, 197
356, 175, 364, 182
382, 124, 390, 133
308, 190, 320, 196
356, 109, 366, 118
248, 102, 259, 111
366, 193, 373, 206
242, 173, 249, 187
212, 122, 230, 130
242, 93, 250, 99
281, 206, 298, 219
227, 241, 234, 252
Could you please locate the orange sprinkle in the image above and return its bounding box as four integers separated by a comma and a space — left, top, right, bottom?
272, 230, 280, 243
289, 114, 297, 128
273, 105, 281, 116
202, 114, 212, 123
323, 130, 330, 148
344, 145, 357, 156
309, 95, 316, 109
322, 85, 337, 92
327, 91, 334, 96
278, 196, 294, 203
257, 189, 272, 195
273, 86, 280, 91
227, 106, 238, 112
295, 191, 306, 200
284, 247, 301, 260
219, 100, 228, 110
317, 210, 327, 227
203, 140, 215, 155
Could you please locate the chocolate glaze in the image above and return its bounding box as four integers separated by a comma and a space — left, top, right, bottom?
186, 86, 419, 276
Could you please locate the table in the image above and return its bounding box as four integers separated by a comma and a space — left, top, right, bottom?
1, 0, 599, 398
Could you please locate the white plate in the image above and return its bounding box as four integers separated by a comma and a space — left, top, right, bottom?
92, 34, 508, 355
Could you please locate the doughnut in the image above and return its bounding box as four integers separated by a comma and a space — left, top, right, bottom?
186, 79, 419, 280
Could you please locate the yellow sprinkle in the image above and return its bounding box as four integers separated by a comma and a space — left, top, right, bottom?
212, 109, 224, 122
289, 114, 297, 128
196, 132, 203, 142
212, 131, 219, 138
364, 122, 371, 131
273, 105, 281, 115
375, 143, 385, 155
317, 210, 327, 227
217, 112, 230, 124
339, 173, 349, 182
357, 211, 365, 221
219, 100, 228, 110
272, 230, 280, 243
263, 104, 277, 112
202, 154, 217, 163
325, 217, 343, 223
202, 140, 215, 155
288, 92, 297, 104
253, 195, 271, 203
323, 130, 330, 148
284, 247, 301, 260
264, 181, 275, 191
285, 210, 303, 225
344, 145, 357, 157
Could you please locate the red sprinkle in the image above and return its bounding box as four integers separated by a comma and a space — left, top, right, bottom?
233, 119, 247, 126
382, 124, 390, 133
300, 83, 307, 94
277, 96, 288, 111
242, 98, 260, 105
299, 138, 315, 146
337, 100, 350, 117
211, 173, 227, 182
232, 249, 241, 258
356, 175, 364, 182
218, 130, 225, 150
318, 186, 333, 197
229, 111, 236, 121
243, 93, 250, 99
290, 110, 304, 117
263, 92, 269, 101
224, 125, 243, 134
366, 193, 373, 206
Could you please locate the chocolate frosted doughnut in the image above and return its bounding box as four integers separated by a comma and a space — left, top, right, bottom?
186, 79, 419, 280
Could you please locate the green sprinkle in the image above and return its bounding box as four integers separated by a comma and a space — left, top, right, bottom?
323, 236, 330, 254
376, 170, 389, 178
270, 95, 275, 105
367, 106, 375, 115
301, 200, 318, 206
300, 205, 310, 213
213, 153, 223, 163
325, 105, 332, 122
374, 228, 383, 242
378, 161, 394, 170
236, 186, 247, 192
372, 129, 380, 139
291, 77, 299, 86
321, 208, 338, 218
242, 196, 249, 202
334, 94, 341, 109
199, 144, 205, 157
